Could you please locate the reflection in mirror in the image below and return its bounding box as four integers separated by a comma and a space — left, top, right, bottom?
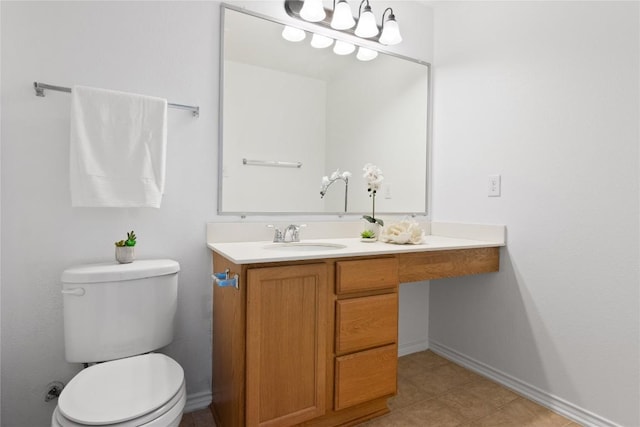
219, 5, 430, 216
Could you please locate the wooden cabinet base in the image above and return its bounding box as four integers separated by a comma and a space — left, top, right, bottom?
212, 396, 391, 427
300, 397, 391, 427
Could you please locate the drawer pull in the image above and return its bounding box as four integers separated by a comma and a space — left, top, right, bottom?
212, 269, 239, 289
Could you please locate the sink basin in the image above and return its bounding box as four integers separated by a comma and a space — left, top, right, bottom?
263, 242, 347, 251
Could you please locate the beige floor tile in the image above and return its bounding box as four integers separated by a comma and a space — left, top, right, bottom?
397, 358, 431, 380
388, 375, 438, 410
409, 361, 482, 395
468, 409, 518, 427
437, 386, 498, 421
403, 350, 452, 371
403, 398, 468, 426
360, 411, 425, 427
480, 398, 572, 427
462, 377, 519, 408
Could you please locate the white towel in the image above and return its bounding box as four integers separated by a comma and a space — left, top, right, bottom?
70, 85, 168, 208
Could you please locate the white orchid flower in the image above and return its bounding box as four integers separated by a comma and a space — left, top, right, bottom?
362, 163, 384, 192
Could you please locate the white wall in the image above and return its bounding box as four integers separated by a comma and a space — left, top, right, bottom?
1, 2, 219, 425
0, 1, 433, 425
430, 2, 639, 426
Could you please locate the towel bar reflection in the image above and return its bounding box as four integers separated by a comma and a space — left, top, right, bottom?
33, 82, 200, 118
242, 158, 302, 168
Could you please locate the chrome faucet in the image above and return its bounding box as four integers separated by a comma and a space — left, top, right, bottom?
268, 224, 306, 242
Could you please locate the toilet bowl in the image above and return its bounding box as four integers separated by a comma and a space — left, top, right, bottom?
52, 353, 185, 427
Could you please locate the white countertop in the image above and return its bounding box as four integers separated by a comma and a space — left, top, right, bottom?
207, 235, 504, 264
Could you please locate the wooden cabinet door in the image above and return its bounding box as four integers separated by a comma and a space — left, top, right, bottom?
246, 263, 328, 427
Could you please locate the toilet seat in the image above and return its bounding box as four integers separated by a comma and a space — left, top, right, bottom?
52, 353, 185, 427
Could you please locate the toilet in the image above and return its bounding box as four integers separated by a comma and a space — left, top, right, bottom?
52, 259, 186, 427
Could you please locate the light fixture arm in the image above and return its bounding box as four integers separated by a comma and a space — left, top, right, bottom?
358, 0, 372, 19
381, 7, 394, 26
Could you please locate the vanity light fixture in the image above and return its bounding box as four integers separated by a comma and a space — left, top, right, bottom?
282, 25, 306, 42
299, 0, 326, 22
354, 0, 379, 38
379, 8, 402, 46
311, 33, 334, 48
356, 46, 378, 61
287, 0, 401, 46
333, 40, 355, 55
331, 0, 356, 30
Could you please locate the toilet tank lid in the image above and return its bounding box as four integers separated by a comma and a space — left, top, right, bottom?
62, 259, 180, 284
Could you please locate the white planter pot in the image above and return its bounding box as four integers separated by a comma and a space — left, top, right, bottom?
115, 246, 135, 264
362, 221, 381, 240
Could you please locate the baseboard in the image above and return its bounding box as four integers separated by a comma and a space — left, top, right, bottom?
184, 390, 212, 413
429, 340, 622, 427
398, 339, 429, 357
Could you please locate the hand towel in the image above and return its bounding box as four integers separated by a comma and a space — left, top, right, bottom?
70, 85, 168, 208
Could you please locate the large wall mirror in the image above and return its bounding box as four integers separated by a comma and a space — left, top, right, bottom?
219, 4, 431, 216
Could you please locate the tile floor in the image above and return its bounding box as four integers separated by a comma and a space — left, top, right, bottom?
179, 350, 578, 427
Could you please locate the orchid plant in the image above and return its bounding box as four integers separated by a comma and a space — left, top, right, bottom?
320, 169, 352, 197
320, 169, 352, 213
362, 163, 384, 227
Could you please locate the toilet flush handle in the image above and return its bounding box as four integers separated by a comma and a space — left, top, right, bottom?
61, 288, 85, 296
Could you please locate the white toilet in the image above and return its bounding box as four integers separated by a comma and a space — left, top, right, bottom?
52, 259, 186, 427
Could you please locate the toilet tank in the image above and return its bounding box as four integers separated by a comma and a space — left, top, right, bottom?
61, 259, 180, 363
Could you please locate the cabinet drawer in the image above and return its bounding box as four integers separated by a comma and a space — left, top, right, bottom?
336, 294, 398, 354
336, 258, 398, 294
334, 345, 397, 410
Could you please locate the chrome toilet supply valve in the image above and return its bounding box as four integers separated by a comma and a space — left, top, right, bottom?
212, 268, 239, 289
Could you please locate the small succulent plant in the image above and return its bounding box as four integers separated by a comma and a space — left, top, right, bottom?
360, 229, 376, 239
115, 230, 137, 247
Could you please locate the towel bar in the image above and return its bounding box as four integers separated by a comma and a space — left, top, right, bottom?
33, 81, 200, 118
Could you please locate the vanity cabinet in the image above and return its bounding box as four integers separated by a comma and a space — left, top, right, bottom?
210, 246, 500, 427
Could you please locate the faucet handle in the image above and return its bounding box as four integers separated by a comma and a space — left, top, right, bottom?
287, 224, 307, 242
267, 224, 284, 242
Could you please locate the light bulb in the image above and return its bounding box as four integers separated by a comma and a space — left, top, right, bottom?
380, 16, 402, 45
282, 26, 306, 42
311, 33, 334, 49
333, 40, 355, 55
354, 6, 379, 38
356, 47, 378, 61
331, 0, 355, 30
300, 0, 326, 22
